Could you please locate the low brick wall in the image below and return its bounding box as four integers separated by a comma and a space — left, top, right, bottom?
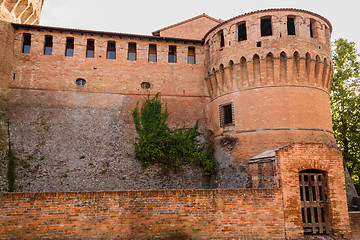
349, 212, 360, 240
0, 189, 285, 239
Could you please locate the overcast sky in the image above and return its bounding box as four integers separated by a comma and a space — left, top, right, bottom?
40, 0, 360, 50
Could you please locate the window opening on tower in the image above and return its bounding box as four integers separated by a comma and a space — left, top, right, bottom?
238, 22, 247, 41
287, 17, 296, 35
261, 17, 272, 37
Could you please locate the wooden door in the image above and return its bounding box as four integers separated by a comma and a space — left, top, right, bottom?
299, 171, 330, 234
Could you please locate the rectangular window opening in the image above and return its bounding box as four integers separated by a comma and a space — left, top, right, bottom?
44, 35, 53, 55
86, 39, 95, 58
148, 44, 157, 62
107, 41, 116, 59
128, 42, 137, 61
219, 103, 234, 127
238, 22, 247, 41
187, 47, 196, 64
22, 33, 31, 54
65, 37, 74, 57
310, 19, 315, 38
168, 45, 176, 63
287, 17, 296, 36
219, 31, 225, 48
261, 17, 272, 37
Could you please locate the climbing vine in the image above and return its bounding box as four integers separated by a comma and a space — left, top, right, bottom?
132, 93, 217, 175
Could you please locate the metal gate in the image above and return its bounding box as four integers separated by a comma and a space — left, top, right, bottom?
299, 171, 330, 234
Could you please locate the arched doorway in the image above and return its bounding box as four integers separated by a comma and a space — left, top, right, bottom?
299, 169, 330, 234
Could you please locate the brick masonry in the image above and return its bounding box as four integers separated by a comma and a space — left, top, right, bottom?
0, 6, 355, 239
349, 212, 360, 240
0, 20, 14, 191
277, 143, 351, 239
0, 189, 285, 239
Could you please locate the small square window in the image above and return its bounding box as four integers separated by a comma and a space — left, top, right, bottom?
219, 103, 234, 127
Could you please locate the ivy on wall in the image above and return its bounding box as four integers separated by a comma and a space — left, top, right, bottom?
132, 93, 217, 175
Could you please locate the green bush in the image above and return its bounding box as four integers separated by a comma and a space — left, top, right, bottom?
132, 93, 217, 175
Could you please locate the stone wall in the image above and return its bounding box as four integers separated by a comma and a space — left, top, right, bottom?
0, 189, 285, 239
0, 20, 15, 191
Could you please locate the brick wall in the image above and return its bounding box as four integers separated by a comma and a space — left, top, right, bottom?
277, 143, 352, 239
7, 26, 251, 192
349, 212, 360, 240
0, 20, 14, 191
154, 14, 221, 40
0, 189, 285, 239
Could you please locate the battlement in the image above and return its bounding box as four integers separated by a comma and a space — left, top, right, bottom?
204, 9, 333, 99
204, 9, 335, 162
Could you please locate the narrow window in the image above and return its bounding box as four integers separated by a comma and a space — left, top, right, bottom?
148, 44, 157, 62
168, 45, 176, 63
238, 22, 247, 41
128, 42, 136, 61
287, 17, 296, 35
188, 47, 196, 64
86, 39, 95, 58
65, 37, 74, 57
261, 17, 272, 37
219, 31, 225, 48
22, 33, 31, 54
44, 35, 53, 55
219, 103, 234, 127
107, 41, 116, 59
310, 19, 316, 38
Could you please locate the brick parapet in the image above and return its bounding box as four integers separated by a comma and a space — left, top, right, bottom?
0, 188, 285, 239
11, 27, 206, 97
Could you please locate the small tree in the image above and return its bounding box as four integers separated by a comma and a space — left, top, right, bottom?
331, 38, 360, 185
132, 93, 217, 175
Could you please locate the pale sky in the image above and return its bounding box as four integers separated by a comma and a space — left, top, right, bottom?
40, 0, 360, 50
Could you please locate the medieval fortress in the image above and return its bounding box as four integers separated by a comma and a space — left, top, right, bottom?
0, 0, 355, 239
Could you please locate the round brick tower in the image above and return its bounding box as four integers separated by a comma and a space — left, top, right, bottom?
204, 9, 335, 162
